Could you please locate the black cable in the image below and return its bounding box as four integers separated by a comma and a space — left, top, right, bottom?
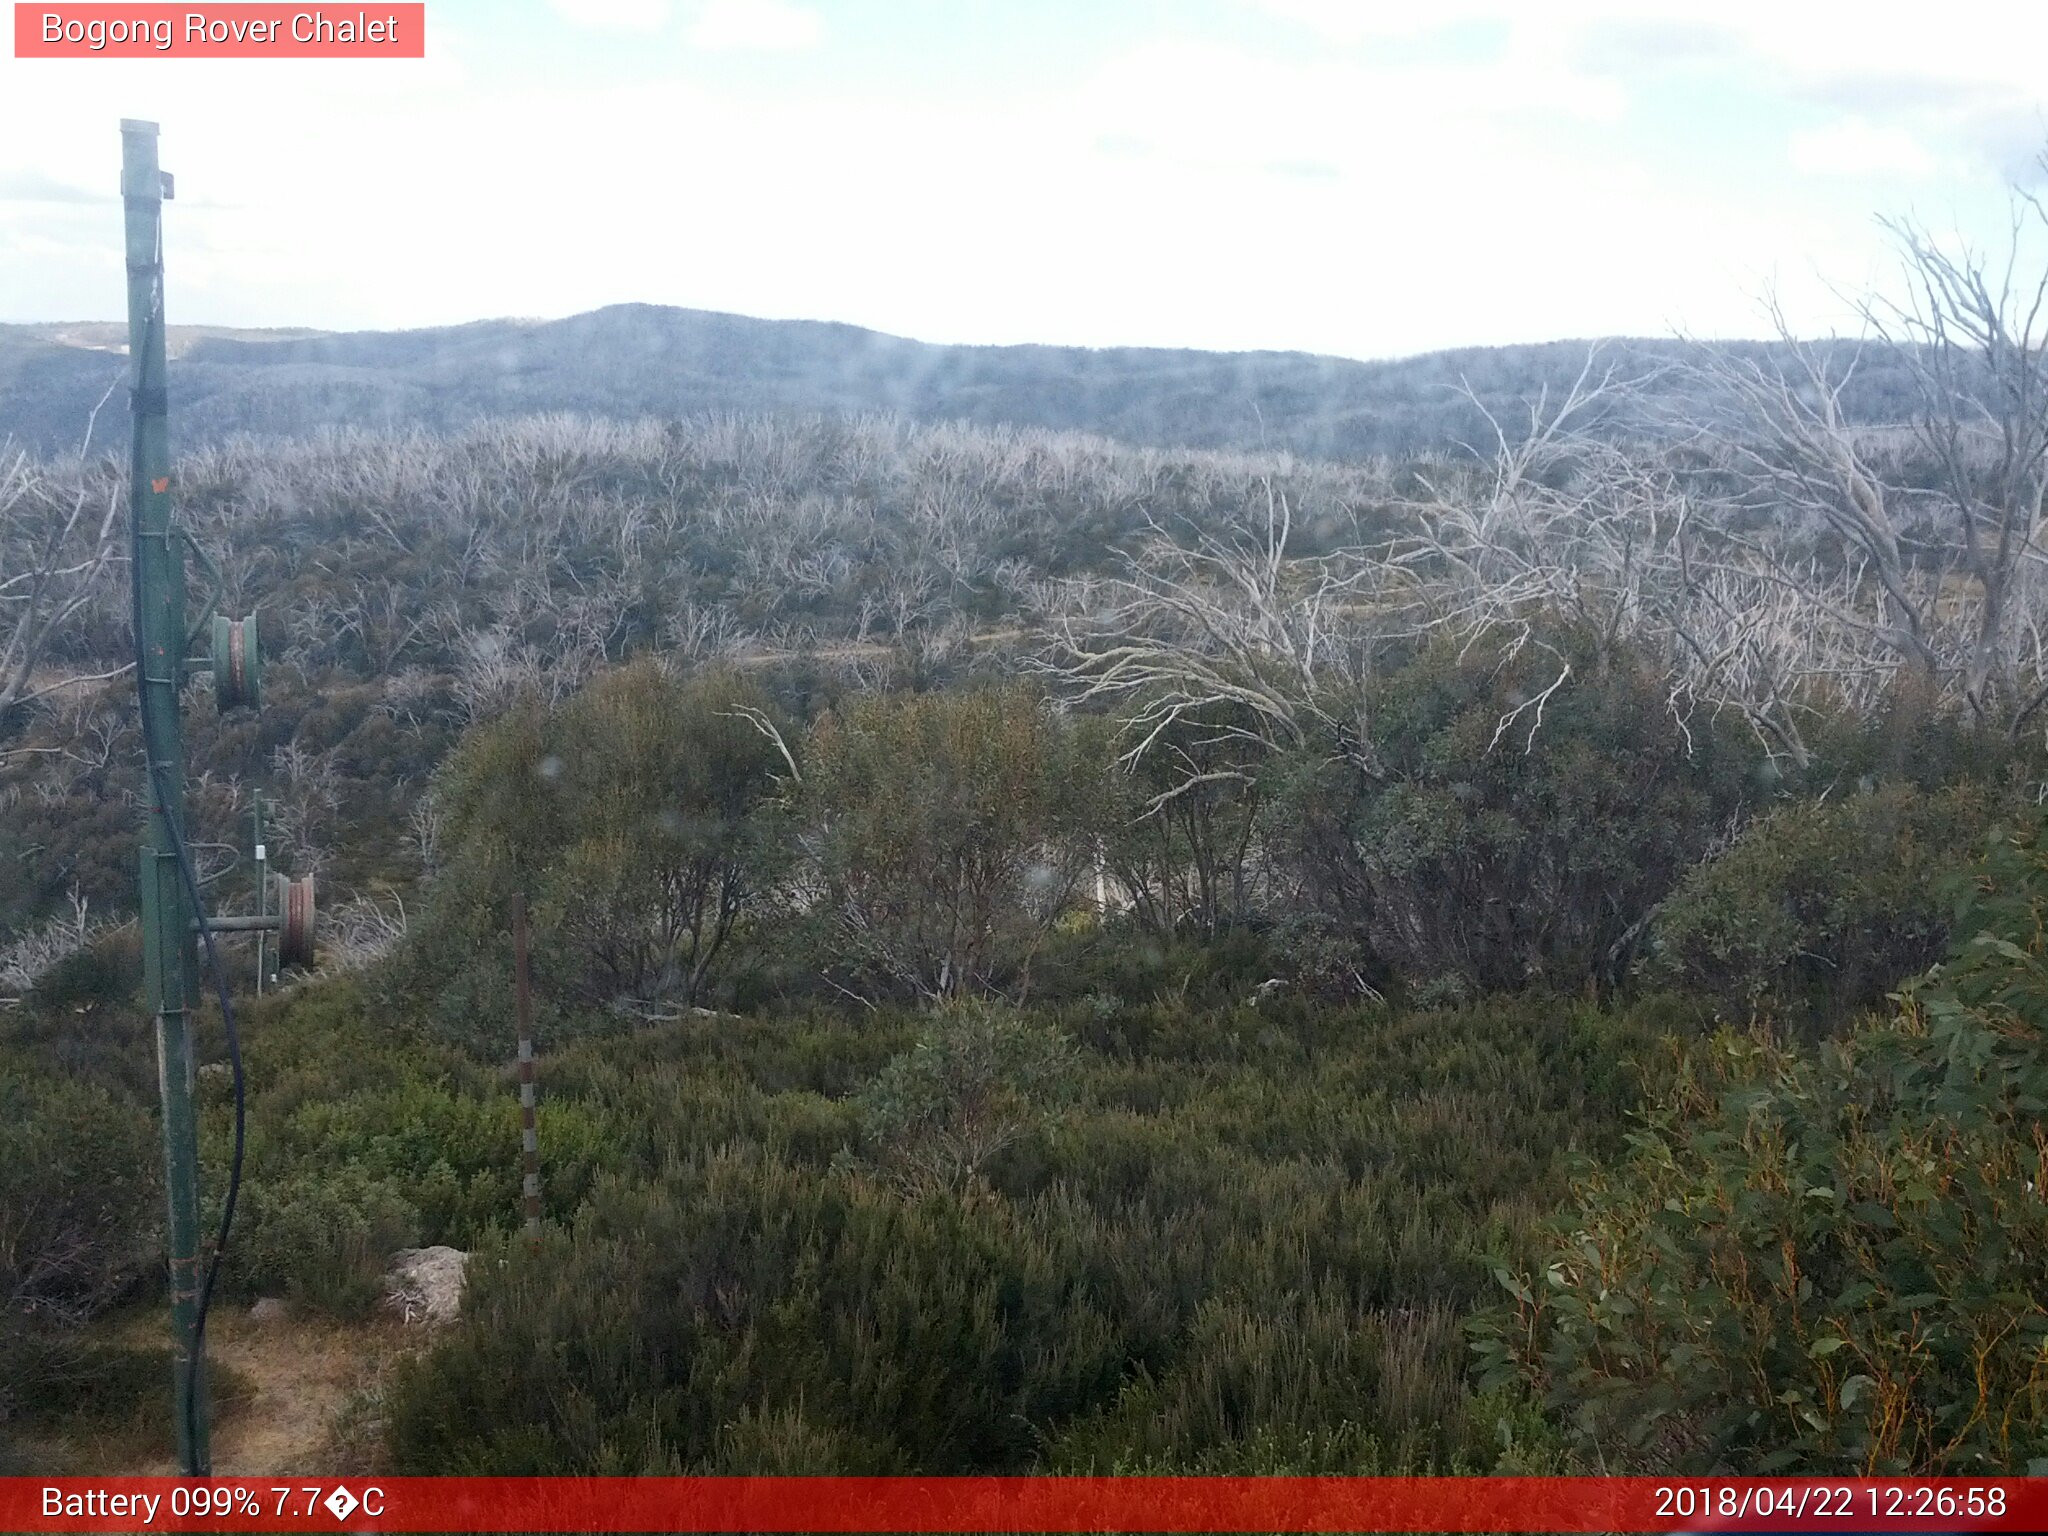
129, 222, 246, 1472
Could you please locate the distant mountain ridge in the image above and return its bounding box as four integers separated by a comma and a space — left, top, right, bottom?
0, 303, 1922, 462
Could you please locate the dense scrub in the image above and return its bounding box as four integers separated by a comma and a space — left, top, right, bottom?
0, 413, 1398, 963
381, 991, 1652, 1473
0, 1069, 163, 1432
8, 355, 2048, 1477
388, 635, 2024, 1036
1284, 627, 1764, 994
1647, 782, 2014, 1031
5, 402, 2033, 1006
3, 937, 1660, 1471
1479, 816, 2048, 1474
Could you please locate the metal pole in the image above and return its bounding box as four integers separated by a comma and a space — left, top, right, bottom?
513, 893, 541, 1253
252, 790, 266, 995
122, 117, 209, 1476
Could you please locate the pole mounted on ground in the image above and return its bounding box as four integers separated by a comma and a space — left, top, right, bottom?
514, 892, 542, 1253
121, 113, 210, 1477
121, 117, 317, 1476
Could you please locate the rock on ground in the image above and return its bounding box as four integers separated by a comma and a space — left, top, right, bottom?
382, 1246, 468, 1327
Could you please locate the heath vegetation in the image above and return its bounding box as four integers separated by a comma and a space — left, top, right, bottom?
6, 190, 2048, 1475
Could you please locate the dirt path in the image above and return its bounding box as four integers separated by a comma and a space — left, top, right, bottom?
124, 1312, 411, 1476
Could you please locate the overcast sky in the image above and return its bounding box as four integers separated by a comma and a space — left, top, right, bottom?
2, 0, 2044, 359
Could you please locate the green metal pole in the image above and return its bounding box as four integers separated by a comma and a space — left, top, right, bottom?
122, 117, 210, 1477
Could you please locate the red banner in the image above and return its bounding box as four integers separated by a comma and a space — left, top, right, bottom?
3, 1477, 2044, 1533
13, 5, 425, 58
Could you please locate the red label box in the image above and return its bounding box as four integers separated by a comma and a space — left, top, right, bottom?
3, 1476, 2046, 1533
13, 4, 425, 57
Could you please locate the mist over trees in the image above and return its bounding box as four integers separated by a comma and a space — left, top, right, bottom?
0, 307, 1940, 463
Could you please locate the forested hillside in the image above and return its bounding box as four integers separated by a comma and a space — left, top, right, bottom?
0, 307, 1930, 462
7, 226, 2048, 1476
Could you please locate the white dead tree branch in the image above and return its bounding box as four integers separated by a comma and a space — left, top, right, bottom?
1389, 327, 2040, 767
320, 893, 409, 972
1390, 351, 1666, 746
0, 452, 129, 732
722, 704, 802, 786
1865, 194, 2048, 731
1679, 302, 1945, 699
1044, 479, 1399, 804
1671, 185, 2048, 745
0, 889, 111, 998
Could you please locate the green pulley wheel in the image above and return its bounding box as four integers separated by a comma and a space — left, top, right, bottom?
211, 613, 261, 711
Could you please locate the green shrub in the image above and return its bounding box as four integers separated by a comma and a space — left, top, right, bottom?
267, 1080, 518, 1241
854, 1004, 1078, 1192
1270, 628, 1761, 994
801, 687, 1115, 1001
387, 1159, 1130, 1474
1099, 710, 1266, 941
182, 979, 538, 1307
25, 924, 143, 1015
1647, 781, 2006, 1030
535, 664, 792, 1006
225, 1167, 422, 1316
1030, 921, 1281, 1012
13, 1339, 173, 1429
1474, 815, 2048, 1473
400, 664, 790, 1040
1047, 1293, 1472, 1472
0, 945, 156, 1104
0, 1068, 162, 1427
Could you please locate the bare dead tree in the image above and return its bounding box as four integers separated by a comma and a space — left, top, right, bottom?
1390, 351, 1659, 744
405, 789, 443, 874
1045, 480, 1398, 807
0, 888, 108, 999
1391, 337, 2019, 767
1866, 192, 2048, 731
266, 740, 342, 879
1682, 302, 1944, 694
334, 575, 431, 677
0, 452, 129, 736
1678, 186, 2048, 744
1657, 556, 1859, 766
319, 892, 409, 972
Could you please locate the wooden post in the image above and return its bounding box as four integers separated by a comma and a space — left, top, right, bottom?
513, 892, 541, 1253
252, 790, 267, 996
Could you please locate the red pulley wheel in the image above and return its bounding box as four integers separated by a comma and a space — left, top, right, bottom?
273, 872, 316, 968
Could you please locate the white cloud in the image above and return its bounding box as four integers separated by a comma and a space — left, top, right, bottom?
1075, 34, 1623, 191
1790, 119, 1942, 180
1249, 0, 1505, 43
686, 0, 822, 53
0, 4, 2013, 354
547, 0, 673, 33
0, 46, 1863, 353
1251, 0, 2048, 94
1249, 0, 2048, 180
